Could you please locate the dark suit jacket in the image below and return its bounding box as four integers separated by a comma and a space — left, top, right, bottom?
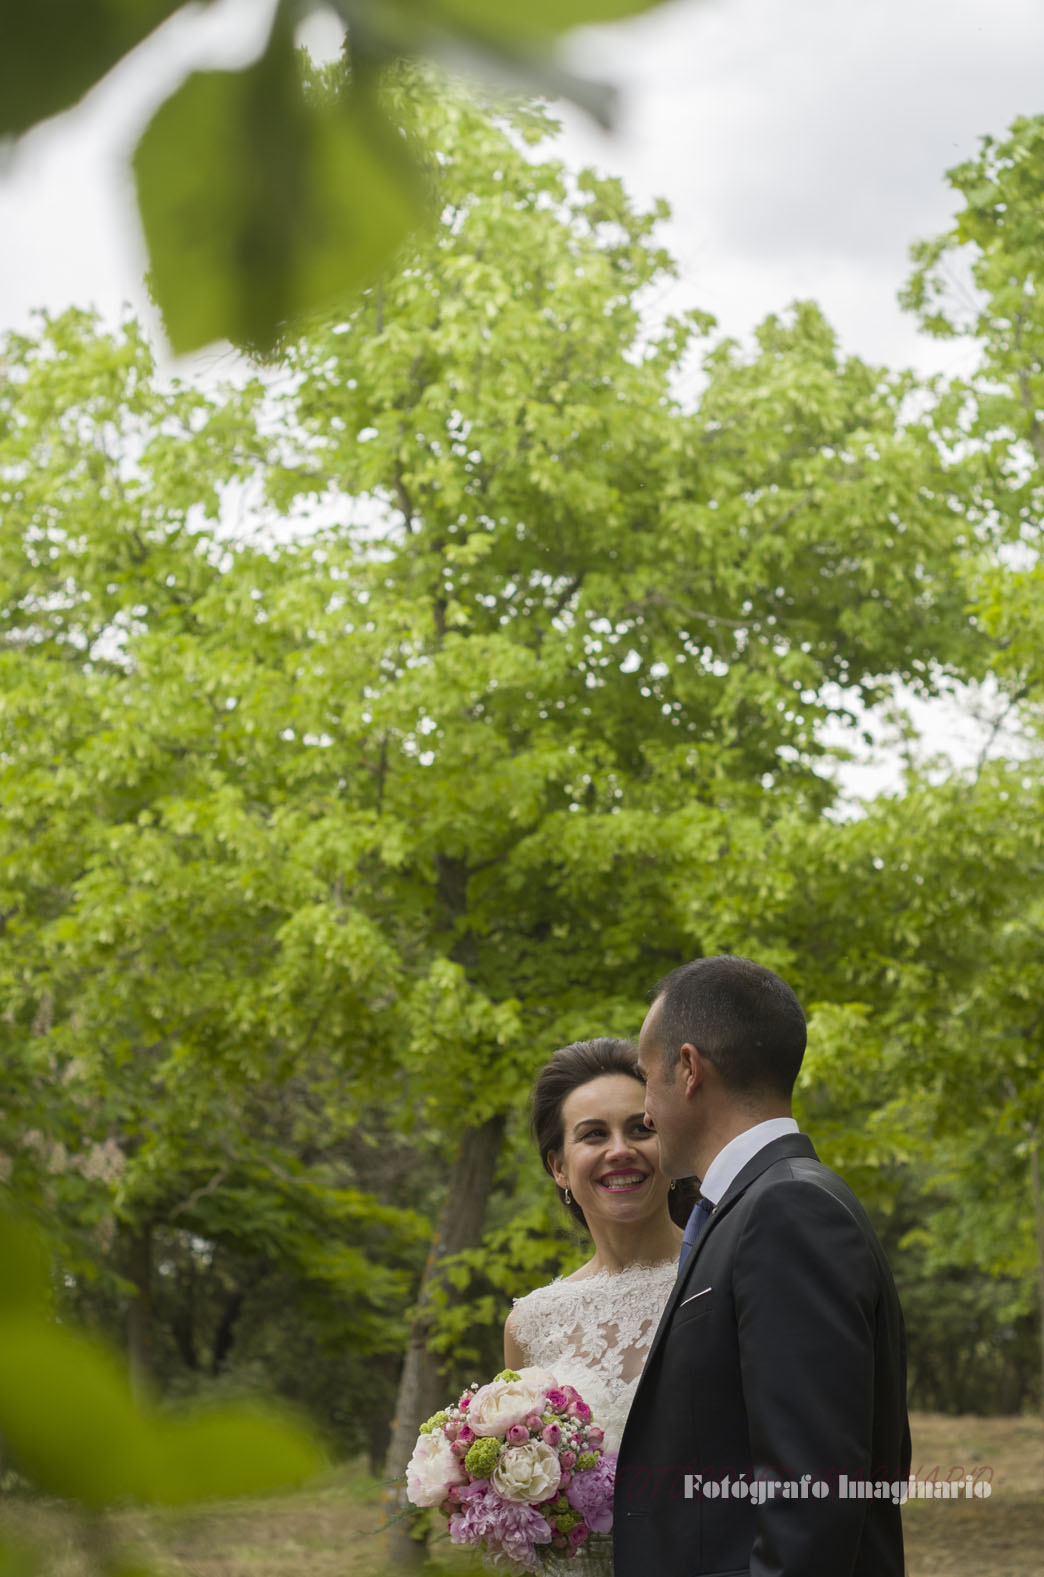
614, 1134, 911, 1577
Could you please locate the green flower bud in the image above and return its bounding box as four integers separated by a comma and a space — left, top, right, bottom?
464, 1437, 502, 1479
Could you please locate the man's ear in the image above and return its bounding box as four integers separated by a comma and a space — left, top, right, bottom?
679, 1043, 704, 1097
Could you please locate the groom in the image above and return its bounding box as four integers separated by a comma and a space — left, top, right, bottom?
615, 955, 910, 1577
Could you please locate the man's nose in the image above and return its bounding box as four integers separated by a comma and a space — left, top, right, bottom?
643, 1110, 656, 1131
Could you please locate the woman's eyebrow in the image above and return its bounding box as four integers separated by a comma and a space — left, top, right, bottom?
571, 1113, 647, 1134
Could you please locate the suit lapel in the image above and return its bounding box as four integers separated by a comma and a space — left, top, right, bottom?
636, 1134, 819, 1381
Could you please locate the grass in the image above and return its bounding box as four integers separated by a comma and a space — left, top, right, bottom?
0, 1412, 1040, 1576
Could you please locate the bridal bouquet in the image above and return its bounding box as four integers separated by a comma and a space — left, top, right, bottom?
405, 1365, 616, 1572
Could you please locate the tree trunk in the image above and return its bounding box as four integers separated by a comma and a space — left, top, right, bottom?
124, 1222, 153, 1404
382, 1110, 507, 1569
1028, 1126, 1044, 1418
211, 1287, 246, 1376
172, 1255, 199, 1371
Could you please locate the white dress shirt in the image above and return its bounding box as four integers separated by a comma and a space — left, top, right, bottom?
698, 1117, 800, 1205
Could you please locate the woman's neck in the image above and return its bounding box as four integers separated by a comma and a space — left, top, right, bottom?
582, 1214, 683, 1275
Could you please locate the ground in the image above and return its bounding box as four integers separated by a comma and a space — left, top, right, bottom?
0, 1413, 1040, 1575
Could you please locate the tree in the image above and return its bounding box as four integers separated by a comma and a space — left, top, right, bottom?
262, 80, 991, 1553
0, 308, 427, 1413
898, 114, 1044, 1409
1, 89, 1012, 1573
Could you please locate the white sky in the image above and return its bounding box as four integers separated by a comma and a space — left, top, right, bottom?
1, 0, 1039, 791
4, 0, 1044, 374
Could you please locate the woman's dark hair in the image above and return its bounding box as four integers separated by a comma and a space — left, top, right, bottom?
530, 1037, 698, 1233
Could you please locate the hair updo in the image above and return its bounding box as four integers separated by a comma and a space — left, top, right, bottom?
530, 1037, 697, 1232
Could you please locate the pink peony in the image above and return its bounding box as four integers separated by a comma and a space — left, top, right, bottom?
469, 1376, 551, 1437
566, 1452, 616, 1534
449, 1480, 552, 1573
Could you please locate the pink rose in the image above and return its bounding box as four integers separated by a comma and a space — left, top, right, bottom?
570, 1523, 589, 1546
459, 1394, 471, 1409
458, 1425, 475, 1445
544, 1388, 569, 1412
541, 1423, 562, 1447
587, 1426, 604, 1446
561, 1450, 576, 1469
525, 1414, 543, 1432
506, 1424, 530, 1445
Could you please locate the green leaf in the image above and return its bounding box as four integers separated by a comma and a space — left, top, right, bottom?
0, 1535, 42, 1577
0, 1, 184, 139
420, 0, 667, 36
0, 1210, 52, 1318
154, 1405, 325, 1504
0, 1319, 157, 1505
133, 18, 421, 354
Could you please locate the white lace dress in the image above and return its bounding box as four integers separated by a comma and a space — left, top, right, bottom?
509, 1258, 677, 1576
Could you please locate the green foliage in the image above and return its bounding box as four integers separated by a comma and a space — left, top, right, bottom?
5, 88, 1044, 1447
0, 0, 673, 351
0, 1207, 324, 1577
0, 1, 183, 139
133, 15, 420, 355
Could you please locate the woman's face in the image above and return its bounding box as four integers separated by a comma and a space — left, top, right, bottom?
547, 1073, 670, 1229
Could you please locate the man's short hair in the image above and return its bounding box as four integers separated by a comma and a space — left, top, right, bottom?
650, 955, 806, 1100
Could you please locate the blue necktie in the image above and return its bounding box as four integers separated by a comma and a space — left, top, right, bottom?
677, 1197, 714, 1277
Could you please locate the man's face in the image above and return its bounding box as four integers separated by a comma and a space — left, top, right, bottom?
636, 996, 691, 1181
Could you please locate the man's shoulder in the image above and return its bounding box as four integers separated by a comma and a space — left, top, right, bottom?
749, 1149, 867, 1208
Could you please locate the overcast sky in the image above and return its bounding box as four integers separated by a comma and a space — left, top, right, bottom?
2, 0, 1043, 379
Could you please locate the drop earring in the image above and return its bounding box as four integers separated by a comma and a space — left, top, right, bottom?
564, 1188, 572, 1205
670, 1180, 676, 1191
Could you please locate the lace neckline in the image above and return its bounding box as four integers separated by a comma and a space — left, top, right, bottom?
561, 1256, 677, 1284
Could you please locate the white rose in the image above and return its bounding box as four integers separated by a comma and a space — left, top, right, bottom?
515, 1365, 558, 1396
468, 1377, 539, 1436
405, 1429, 465, 1507
492, 1439, 562, 1504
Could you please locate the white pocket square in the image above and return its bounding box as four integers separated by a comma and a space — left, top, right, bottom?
680, 1286, 712, 1307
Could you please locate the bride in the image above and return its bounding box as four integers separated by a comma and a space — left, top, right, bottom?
503, 1038, 692, 1571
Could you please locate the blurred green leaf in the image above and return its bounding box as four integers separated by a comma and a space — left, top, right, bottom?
0, 1536, 42, 1577
155, 1404, 325, 1503
0, 1208, 52, 1318
0, 0, 184, 138
0, 1318, 157, 1505
417, 0, 669, 37
133, 16, 420, 354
